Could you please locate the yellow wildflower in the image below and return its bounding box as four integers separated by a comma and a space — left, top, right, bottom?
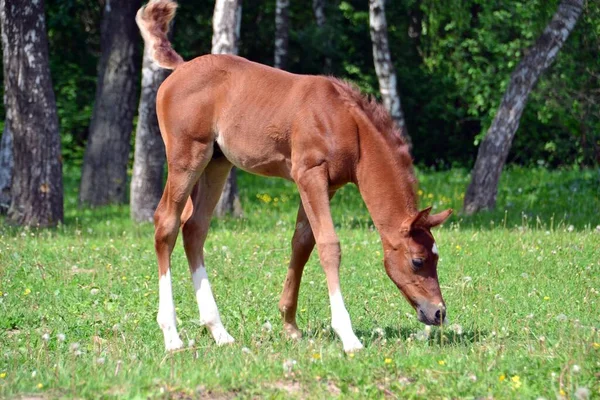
456, 245, 461, 250
37, 383, 43, 389
499, 374, 506, 382
23, 288, 31, 296
511, 375, 521, 389
0, 372, 6, 378
543, 296, 550, 301
438, 360, 446, 365
348, 353, 355, 358
593, 342, 600, 349
312, 353, 321, 360
559, 389, 566, 396
384, 358, 393, 364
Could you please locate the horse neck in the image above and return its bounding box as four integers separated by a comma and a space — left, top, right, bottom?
354, 126, 418, 245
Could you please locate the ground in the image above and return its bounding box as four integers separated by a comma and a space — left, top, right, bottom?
0, 166, 599, 398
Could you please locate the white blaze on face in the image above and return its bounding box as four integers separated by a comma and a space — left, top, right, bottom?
157, 270, 183, 351
329, 289, 363, 353
432, 242, 439, 256
191, 266, 234, 346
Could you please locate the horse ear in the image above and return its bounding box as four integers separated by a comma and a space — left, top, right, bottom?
402, 207, 432, 232
427, 209, 453, 228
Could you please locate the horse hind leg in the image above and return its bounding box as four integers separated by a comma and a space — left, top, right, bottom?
182, 158, 235, 345
154, 141, 213, 351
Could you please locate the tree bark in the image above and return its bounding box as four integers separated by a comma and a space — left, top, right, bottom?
1, 0, 63, 227
463, 0, 584, 215
274, 0, 289, 69
0, 125, 13, 214
369, 0, 410, 146
79, 0, 141, 206
130, 46, 170, 223
212, 0, 243, 217
312, 0, 332, 73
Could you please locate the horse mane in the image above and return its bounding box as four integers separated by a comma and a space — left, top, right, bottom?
328, 77, 418, 199
327, 77, 406, 144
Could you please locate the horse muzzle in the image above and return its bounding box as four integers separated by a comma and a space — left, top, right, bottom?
416, 302, 446, 326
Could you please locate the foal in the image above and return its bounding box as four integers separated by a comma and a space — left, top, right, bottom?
137, 0, 452, 353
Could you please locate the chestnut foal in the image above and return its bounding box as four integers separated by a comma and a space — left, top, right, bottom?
137, 0, 452, 353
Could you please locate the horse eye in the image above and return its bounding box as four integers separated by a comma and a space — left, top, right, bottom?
412, 258, 424, 269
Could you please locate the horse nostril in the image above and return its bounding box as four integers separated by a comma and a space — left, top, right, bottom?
434, 308, 446, 324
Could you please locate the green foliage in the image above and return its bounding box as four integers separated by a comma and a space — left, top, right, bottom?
1, 0, 598, 168
1, 167, 599, 397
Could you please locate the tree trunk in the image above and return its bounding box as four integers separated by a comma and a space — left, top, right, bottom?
1, 0, 63, 227
274, 0, 289, 69
463, 0, 584, 215
0, 125, 13, 214
79, 0, 141, 206
312, 0, 332, 73
369, 0, 410, 146
130, 46, 170, 223
212, 0, 243, 217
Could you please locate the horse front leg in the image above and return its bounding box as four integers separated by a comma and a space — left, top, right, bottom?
293, 164, 363, 353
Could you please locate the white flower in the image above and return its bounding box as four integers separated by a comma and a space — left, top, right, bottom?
449, 323, 463, 335
31, 370, 37, 378
241, 347, 251, 354
69, 342, 80, 352
262, 321, 272, 332
57, 333, 66, 342
373, 327, 385, 337
575, 387, 590, 400
90, 288, 100, 295
188, 339, 195, 348
571, 364, 581, 374
555, 314, 568, 322
96, 357, 105, 365
41, 333, 50, 342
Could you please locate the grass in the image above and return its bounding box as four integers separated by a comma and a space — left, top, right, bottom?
0, 166, 599, 399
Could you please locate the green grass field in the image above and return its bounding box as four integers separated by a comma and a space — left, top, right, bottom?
1, 167, 599, 399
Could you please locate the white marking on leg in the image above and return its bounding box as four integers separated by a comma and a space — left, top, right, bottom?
329, 289, 363, 352
192, 266, 234, 346
157, 270, 183, 351
432, 242, 438, 255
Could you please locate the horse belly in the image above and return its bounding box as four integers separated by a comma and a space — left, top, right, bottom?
215, 129, 292, 180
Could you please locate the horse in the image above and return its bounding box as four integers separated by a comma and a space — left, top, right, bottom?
136, 0, 453, 353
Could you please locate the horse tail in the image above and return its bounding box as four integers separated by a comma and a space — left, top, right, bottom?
136, 0, 184, 70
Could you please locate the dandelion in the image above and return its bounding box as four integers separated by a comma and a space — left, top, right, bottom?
41, 333, 50, 342
456, 245, 461, 250
384, 358, 393, 364
571, 364, 581, 374
96, 357, 105, 365
499, 374, 506, 382
57, 333, 65, 342
262, 321, 272, 332
23, 288, 31, 296
555, 314, 568, 322
241, 347, 251, 354
348, 353, 355, 358
69, 342, 80, 352
90, 288, 100, 295
312, 353, 321, 360
373, 327, 384, 337
31, 370, 37, 378
0, 372, 6, 378
511, 375, 521, 389
449, 323, 463, 335
37, 383, 43, 389
559, 389, 566, 396
593, 343, 600, 349
543, 296, 550, 301
438, 360, 446, 365
574, 387, 590, 400
188, 339, 195, 348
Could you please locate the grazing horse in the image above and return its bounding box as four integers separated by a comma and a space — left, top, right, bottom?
137, 0, 452, 353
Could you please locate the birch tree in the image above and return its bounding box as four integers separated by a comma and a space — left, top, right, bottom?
1, 0, 63, 226
274, 0, 289, 69
369, 0, 410, 145
130, 44, 170, 222
212, 0, 243, 217
463, 0, 584, 214
79, 0, 141, 206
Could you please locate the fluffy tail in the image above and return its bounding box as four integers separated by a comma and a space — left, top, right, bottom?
136, 0, 184, 69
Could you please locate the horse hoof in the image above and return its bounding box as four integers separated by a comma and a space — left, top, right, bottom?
283, 323, 303, 340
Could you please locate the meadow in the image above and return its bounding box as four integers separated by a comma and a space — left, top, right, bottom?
1, 166, 599, 399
